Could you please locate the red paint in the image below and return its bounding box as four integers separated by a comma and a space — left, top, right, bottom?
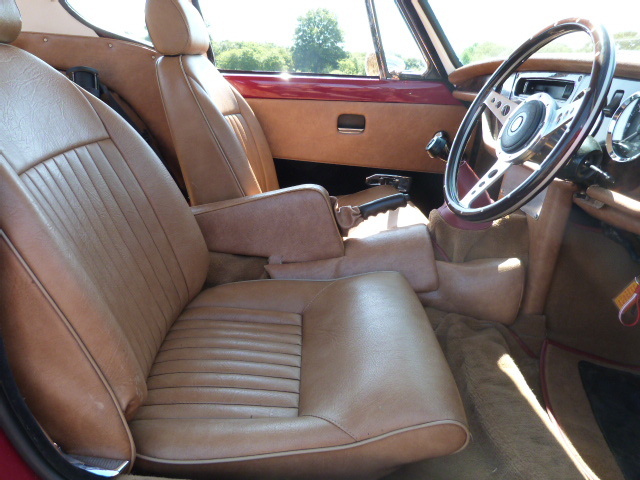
224, 73, 461, 105
0, 429, 40, 480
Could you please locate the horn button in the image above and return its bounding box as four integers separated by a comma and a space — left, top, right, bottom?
500, 100, 546, 154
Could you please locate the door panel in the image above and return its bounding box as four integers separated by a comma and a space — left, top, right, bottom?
247, 98, 465, 173
226, 74, 466, 174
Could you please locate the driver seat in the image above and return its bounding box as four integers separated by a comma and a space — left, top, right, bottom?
0, 1, 467, 478
145, 0, 429, 236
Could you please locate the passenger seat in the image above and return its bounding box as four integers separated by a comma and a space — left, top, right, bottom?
145, 0, 429, 237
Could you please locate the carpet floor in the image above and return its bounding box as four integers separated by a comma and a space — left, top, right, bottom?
387, 311, 586, 480
541, 341, 640, 480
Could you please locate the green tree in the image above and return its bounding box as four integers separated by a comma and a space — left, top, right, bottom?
614, 31, 640, 50
403, 57, 426, 72
214, 41, 292, 72
460, 42, 510, 65
292, 9, 347, 73
333, 52, 366, 76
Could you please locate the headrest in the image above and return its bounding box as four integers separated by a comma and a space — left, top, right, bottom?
0, 0, 21, 44
145, 0, 210, 56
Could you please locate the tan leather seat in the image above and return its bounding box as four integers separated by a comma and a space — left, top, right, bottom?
0, 2, 468, 478
145, 0, 428, 235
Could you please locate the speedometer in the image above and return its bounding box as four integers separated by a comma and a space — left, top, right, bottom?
607, 92, 640, 163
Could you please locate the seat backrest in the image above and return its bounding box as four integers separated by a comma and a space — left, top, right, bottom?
0, 0, 209, 463
146, 0, 279, 205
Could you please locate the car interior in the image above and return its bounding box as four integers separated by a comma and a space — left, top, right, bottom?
0, 0, 639, 479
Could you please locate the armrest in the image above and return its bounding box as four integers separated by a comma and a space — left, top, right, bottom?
191, 185, 345, 263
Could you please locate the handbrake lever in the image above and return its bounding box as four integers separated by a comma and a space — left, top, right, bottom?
359, 193, 410, 219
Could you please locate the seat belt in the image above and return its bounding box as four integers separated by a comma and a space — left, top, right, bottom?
66, 66, 173, 176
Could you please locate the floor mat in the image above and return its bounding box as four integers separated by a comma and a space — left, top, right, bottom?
579, 361, 640, 480
386, 311, 585, 480
542, 342, 636, 480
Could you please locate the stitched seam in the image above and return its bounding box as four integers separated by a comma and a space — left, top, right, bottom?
92, 137, 192, 305
148, 371, 299, 381
152, 358, 299, 368
16, 137, 110, 176
81, 143, 181, 316
168, 325, 301, 336
135, 401, 295, 409
228, 112, 265, 191
41, 154, 158, 369
89, 141, 185, 311
162, 333, 301, 345
169, 0, 192, 54
304, 414, 357, 441
67, 147, 174, 344
0, 232, 137, 463
158, 346, 302, 357
78, 87, 193, 300
134, 419, 470, 464
234, 96, 271, 190
179, 57, 247, 196
132, 411, 298, 421
147, 385, 298, 395
302, 280, 339, 314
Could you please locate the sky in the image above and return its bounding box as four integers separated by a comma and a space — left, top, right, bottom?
428, 0, 640, 56
67, 0, 639, 58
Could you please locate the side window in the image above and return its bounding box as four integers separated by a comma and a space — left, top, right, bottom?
374, 0, 430, 77
199, 1, 377, 76
62, 0, 150, 45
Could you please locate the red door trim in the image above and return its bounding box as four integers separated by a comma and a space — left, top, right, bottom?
224, 73, 462, 106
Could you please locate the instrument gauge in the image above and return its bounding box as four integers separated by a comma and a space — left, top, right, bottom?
607, 92, 640, 162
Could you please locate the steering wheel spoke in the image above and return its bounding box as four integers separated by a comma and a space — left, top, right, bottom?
544, 94, 586, 137
459, 160, 511, 208
484, 91, 519, 125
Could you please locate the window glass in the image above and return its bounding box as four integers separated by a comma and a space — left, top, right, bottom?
199, 0, 377, 75
63, 0, 150, 45
375, 0, 429, 76
429, 0, 640, 65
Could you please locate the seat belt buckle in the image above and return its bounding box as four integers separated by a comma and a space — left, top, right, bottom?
365, 174, 412, 193
67, 66, 101, 98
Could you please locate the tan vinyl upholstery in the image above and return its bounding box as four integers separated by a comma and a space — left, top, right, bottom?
0, 2, 468, 477
0, 0, 19, 43
145, 0, 210, 56
145, 0, 429, 234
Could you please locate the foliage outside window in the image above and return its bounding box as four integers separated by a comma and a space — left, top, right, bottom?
64, 0, 430, 78
201, 1, 377, 76
375, 0, 429, 76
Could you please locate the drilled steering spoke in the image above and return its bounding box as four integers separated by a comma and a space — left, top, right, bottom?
484, 91, 519, 125
459, 160, 511, 209
544, 94, 585, 137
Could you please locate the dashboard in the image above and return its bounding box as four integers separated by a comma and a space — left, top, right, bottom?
499, 70, 640, 195
448, 55, 640, 235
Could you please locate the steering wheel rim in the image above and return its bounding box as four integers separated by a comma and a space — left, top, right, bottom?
444, 18, 616, 223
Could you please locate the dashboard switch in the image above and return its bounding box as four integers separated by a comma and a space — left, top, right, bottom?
604, 90, 625, 117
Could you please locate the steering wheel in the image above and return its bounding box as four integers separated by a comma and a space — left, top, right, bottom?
444, 18, 616, 223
